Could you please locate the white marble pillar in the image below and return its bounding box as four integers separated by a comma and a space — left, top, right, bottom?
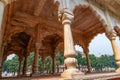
106, 31, 120, 72
59, 10, 84, 78
105, 9, 120, 73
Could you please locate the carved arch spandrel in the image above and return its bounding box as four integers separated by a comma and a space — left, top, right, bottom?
3, 25, 34, 45
40, 33, 63, 57
73, 5, 107, 50
73, 5, 107, 29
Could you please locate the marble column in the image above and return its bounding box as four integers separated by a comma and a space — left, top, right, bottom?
84, 49, 91, 73
32, 43, 40, 75
22, 56, 27, 76
105, 9, 120, 73
59, 10, 84, 78
18, 58, 22, 76
106, 31, 120, 72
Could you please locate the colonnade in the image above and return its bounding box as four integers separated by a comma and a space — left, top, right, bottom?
0, 0, 120, 79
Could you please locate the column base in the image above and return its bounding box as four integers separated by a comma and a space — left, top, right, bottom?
32, 73, 39, 77
116, 68, 120, 73
61, 68, 84, 79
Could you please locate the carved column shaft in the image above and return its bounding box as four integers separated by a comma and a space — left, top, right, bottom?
32, 24, 42, 75
63, 12, 77, 69
32, 44, 39, 74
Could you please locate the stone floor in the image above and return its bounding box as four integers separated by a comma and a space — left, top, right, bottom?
1, 72, 120, 80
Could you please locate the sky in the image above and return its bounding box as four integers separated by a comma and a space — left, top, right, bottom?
75, 33, 120, 57
7, 33, 120, 59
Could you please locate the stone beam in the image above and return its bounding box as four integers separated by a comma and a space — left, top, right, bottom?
34, 0, 47, 16
11, 12, 62, 28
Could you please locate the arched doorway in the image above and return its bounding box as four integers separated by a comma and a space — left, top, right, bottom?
2, 54, 19, 77
88, 33, 117, 72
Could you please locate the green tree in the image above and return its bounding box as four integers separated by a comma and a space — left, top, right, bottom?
27, 52, 34, 68
76, 52, 86, 66
44, 56, 52, 73
89, 54, 97, 68
3, 55, 19, 75
56, 52, 64, 72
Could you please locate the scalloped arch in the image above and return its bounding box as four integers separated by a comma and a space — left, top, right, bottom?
73, 4, 107, 50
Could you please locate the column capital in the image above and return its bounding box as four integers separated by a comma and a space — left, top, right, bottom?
106, 30, 117, 40
58, 9, 74, 25
35, 43, 42, 50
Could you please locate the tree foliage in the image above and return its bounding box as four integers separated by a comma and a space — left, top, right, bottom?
2, 52, 117, 73
3, 55, 19, 74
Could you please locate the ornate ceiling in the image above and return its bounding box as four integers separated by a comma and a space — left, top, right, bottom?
1, 0, 120, 60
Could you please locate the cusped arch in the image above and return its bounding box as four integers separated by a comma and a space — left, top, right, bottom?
73, 4, 108, 49
2, 51, 21, 62
73, 5, 107, 29
41, 33, 63, 56
6, 26, 33, 44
